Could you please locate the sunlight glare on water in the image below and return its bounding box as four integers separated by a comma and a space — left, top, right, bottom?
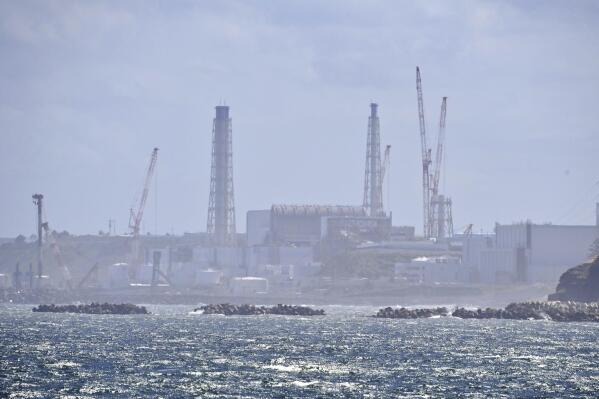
1, 304, 598, 398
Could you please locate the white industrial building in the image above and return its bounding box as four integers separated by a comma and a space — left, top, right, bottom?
230, 277, 268, 296
463, 219, 599, 285
167, 263, 222, 288
247, 210, 271, 246
99, 263, 130, 289
395, 256, 465, 284
192, 246, 245, 275
0, 274, 10, 289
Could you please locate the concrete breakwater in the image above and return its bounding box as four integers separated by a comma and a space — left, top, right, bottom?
374, 301, 599, 322
195, 303, 325, 316
32, 303, 149, 315
375, 307, 449, 319
453, 301, 599, 322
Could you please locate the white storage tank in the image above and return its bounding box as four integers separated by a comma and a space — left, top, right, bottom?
0, 274, 10, 289
197, 269, 222, 287
193, 247, 214, 268
103, 263, 130, 289
168, 263, 198, 288
230, 277, 268, 296
134, 264, 157, 285
32, 275, 51, 289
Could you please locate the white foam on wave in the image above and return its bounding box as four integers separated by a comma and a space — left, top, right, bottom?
263, 364, 302, 372
47, 360, 79, 368
291, 380, 319, 387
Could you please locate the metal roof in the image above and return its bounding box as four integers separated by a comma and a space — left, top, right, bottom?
271, 204, 367, 217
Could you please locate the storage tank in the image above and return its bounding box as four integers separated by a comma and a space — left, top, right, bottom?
32, 275, 51, 289
101, 263, 130, 289
0, 274, 9, 289
168, 263, 198, 288
134, 264, 156, 285
197, 269, 222, 287
230, 277, 268, 296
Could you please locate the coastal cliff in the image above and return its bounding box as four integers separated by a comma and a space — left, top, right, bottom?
548, 256, 599, 302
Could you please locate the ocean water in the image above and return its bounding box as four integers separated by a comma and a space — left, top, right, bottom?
1, 304, 598, 398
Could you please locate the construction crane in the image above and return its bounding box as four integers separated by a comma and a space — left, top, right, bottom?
431, 97, 447, 198
129, 147, 159, 236
41, 221, 72, 289
381, 144, 391, 185
429, 97, 454, 240
128, 148, 159, 276
416, 66, 432, 238
30, 195, 73, 289
463, 224, 473, 237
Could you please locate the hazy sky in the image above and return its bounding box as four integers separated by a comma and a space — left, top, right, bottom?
1, 0, 598, 237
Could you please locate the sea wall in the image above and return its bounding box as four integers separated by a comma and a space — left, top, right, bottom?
195, 303, 325, 316
374, 301, 599, 322
32, 303, 149, 315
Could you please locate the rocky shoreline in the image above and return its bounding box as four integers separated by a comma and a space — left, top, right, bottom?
549, 256, 599, 302
374, 301, 599, 322
32, 303, 149, 315
195, 303, 325, 316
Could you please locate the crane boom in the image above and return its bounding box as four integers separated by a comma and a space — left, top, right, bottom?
432, 97, 447, 197
129, 147, 159, 236
416, 66, 432, 238
41, 221, 72, 289
381, 144, 391, 183
380, 144, 391, 212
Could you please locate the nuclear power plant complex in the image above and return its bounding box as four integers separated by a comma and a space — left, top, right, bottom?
1, 67, 598, 303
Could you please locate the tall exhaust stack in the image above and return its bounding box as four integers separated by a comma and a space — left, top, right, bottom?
207, 105, 236, 246
363, 103, 384, 216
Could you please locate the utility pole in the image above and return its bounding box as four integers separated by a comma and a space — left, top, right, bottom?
151, 251, 161, 288
14, 262, 21, 291
29, 262, 33, 290
32, 194, 43, 285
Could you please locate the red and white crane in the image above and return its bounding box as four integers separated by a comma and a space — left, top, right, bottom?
129, 147, 159, 237
128, 147, 158, 275
431, 97, 447, 198
41, 220, 72, 289
416, 67, 432, 238
381, 144, 391, 185
417, 68, 453, 240
381, 144, 391, 213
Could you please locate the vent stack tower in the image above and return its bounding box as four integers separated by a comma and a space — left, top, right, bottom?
207, 105, 236, 246
363, 103, 384, 217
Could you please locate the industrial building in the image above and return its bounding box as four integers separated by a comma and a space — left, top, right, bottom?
395, 256, 465, 285
270, 204, 387, 244
462, 217, 599, 284
245, 204, 390, 281
241, 102, 393, 279
5, 94, 597, 301
246, 204, 391, 246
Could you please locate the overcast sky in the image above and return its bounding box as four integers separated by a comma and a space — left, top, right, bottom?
1, 0, 598, 237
